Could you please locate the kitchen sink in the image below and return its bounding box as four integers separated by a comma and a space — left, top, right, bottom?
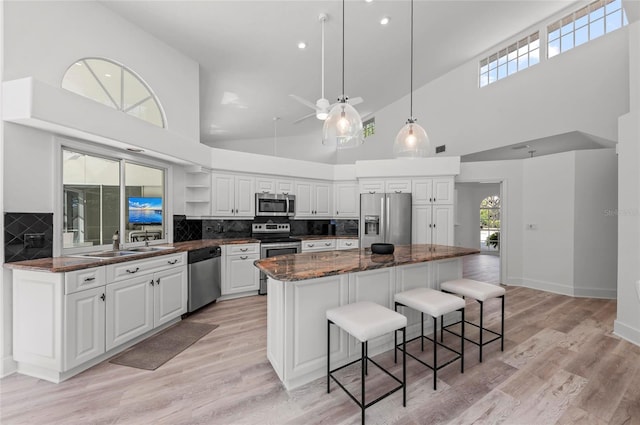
128, 246, 174, 252
70, 250, 139, 259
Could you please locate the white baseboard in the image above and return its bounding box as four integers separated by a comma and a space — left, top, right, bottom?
1, 355, 17, 379
614, 320, 640, 347
521, 278, 574, 297
573, 287, 617, 299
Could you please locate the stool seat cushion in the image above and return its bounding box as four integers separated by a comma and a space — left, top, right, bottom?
440, 278, 505, 301
395, 288, 465, 317
327, 301, 407, 342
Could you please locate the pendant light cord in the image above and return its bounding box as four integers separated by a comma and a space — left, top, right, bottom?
410, 0, 414, 119
342, 0, 345, 100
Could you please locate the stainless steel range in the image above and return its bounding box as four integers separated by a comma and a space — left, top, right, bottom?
252, 221, 301, 295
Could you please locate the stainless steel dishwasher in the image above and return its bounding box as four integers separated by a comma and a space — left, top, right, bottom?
187, 246, 222, 313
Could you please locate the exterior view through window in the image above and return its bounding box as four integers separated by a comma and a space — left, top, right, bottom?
479, 32, 540, 87
480, 195, 500, 253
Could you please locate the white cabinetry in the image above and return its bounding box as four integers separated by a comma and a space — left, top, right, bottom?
359, 178, 411, 194
302, 239, 336, 252
412, 204, 454, 245
12, 253, 187, 383
334, 182, 359, 218
222, 243, 260, 296
412, 177, 454, 204
255, 177, 295, 195
212, 173, 255, 217
295, 180, 332, 217
184, 169, 212, 217
337, 239, 359, 250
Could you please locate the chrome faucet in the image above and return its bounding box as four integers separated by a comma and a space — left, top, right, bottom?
112, 230, 120, 251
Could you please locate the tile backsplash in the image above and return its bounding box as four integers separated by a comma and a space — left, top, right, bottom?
4, 212, 54, 262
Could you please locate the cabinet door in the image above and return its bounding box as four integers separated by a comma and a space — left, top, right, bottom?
235, 175, 256, 217
153, 267, 188, 327
335, 182, 359, 218
359, 179, 384, 194
385, 179, 411, 193
226, 254, 260, 293
314, 182, 332, 217
411, 179, 433, 205
256, 177, 275, 194
64, 287, 106, 370
432, 178, 454, 204
412, 205, 433, 245
212, 173, 235, 216
106, 275, 154, 351
432, 205, 454, 245
295, 180, 314, 217
276, 179, 295, 195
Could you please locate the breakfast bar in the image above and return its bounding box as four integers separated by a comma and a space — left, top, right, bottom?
254, 244, 479, 390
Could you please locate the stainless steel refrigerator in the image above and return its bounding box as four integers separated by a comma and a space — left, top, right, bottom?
359, 193, 412, 249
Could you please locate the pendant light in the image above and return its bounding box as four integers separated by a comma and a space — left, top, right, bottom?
393, 0, 431, 158
322, 0, 363, 149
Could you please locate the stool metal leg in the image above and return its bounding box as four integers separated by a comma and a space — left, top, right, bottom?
361, 341, 366, 425
440, 315, 444, 342
479, 300, 484, 363
364, 341, 368, 376
402, 327, 406, 407
501, 295, 505, 351
421, 312, 425, 351
327, 320, 331, 394
433, 316, 437, 390
461, 308, 465, 373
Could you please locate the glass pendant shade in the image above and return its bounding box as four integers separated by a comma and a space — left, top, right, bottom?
322, 102, 363, 149
393, 120, 431, 158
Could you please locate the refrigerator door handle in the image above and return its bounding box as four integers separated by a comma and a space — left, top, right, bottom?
380, 196, 386, 242
386, 194, 391, 243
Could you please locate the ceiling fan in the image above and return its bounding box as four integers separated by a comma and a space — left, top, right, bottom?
290, 13, 363, 124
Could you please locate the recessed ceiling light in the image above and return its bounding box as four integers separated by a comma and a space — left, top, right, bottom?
298, 42, 307, 49
365, 0, 373, 3
105, 73, 111, 78
380, 16, 390, 25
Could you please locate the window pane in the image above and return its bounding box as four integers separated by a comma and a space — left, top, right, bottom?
561, 21, 574, 35
508, 59, 518, 75
518, 54, 529, 70
575, 26, 589, 46
488, 67, 497, 84
605, 0, 621, 13
123, 70, 151, 111
63, 150, 120, 249
497, 64, 507, 80
480, 72, 489, 87
548, 38, 560, 57
548, 28, 560, 41
590, 17, 605, 39
62, 62, 116, 109
530, 39, 540, 50
125, 163, 165, 243
575, 15, 589, 29
561, 33, 574, 51
85, 59, 121, 109
590, 6, 604, 21
606, 10, 622, 32
529, 48, 540, 66
127, 97, 164, 128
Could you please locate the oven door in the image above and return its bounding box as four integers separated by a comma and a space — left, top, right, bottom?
255, 194, 295, 217
259, 242, 301, 295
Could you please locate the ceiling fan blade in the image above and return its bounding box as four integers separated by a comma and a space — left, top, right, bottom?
289, 94, 318, 111
348, 96, 363, 106
292, 111, 317, 124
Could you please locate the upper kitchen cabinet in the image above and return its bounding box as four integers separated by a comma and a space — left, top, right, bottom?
211, 173, 255, 218
255, 176, 295, 195
358, 178, 411, 194
334, 182, 359, 218
295, 180, 332, 218
412, 178, 454, 205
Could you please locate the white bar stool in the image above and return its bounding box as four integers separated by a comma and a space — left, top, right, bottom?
394, 288, 465, 391
440, 278, 506, 362
327, 301, 407, 425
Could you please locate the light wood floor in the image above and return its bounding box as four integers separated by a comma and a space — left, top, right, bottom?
2, 264, 639, 424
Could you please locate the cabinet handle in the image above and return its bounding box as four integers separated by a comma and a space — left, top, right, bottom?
240, 255, 249, 260
150, 279, 155, 286
84, 277, 95, 282
100, 293, 106, 302
156, 278, 160, 285
126, 267, 139, 274
308, 243, 315, 247
369, 191, 375, 194
346, 242, 352, 246
167, 259, 178, 265
324, 242, 331, 246
336, 211, 339, 215
262, 190, 269, 193
395, 190, 402, 193
283, 192, 289, 195
240, 248, 248, 252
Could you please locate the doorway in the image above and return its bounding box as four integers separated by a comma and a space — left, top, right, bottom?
480, 195, 500, 255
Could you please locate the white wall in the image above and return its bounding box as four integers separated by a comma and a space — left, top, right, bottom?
455, 183, 500, 249
4, 1, 200, 143
615, 19, 640, 346
522, 152, 576, 295
573, 149, 618, 297
336, 27, 628, 164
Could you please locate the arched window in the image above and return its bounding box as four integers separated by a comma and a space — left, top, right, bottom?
61, 58, 166, 128
480, 195, 500, 252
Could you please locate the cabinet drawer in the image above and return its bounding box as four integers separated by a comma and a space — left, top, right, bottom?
65, 267, 106, 294
359, 179, 384, 194
302, 239, 336, 251
385, 179, 412, 193
106, 253, 186, 282
337, 239, 359, 250
226, 243, 260, 255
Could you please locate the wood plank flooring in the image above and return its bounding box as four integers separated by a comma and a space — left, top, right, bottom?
1, 258, 638, 425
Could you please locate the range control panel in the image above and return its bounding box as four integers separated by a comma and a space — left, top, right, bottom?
252, 223, 291, 234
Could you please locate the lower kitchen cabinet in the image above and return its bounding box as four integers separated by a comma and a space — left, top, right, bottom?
154, 267, 188, 326
222, 244, 260, 295
64, 286, 106, 371
105, 274, 154, 351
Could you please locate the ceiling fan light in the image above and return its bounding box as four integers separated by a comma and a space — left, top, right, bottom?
322, 102, 363, 149
393, 121, 430, 158
316, 110, 329, 120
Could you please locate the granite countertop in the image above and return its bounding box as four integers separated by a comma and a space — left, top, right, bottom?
296, 235, 358, 241
254, 244, 480, 282
5, 238, 260, 273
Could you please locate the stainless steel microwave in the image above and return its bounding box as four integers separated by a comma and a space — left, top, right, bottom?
255, 193, 296, 217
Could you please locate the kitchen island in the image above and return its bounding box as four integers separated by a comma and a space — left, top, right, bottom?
254, 244, 479, 390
